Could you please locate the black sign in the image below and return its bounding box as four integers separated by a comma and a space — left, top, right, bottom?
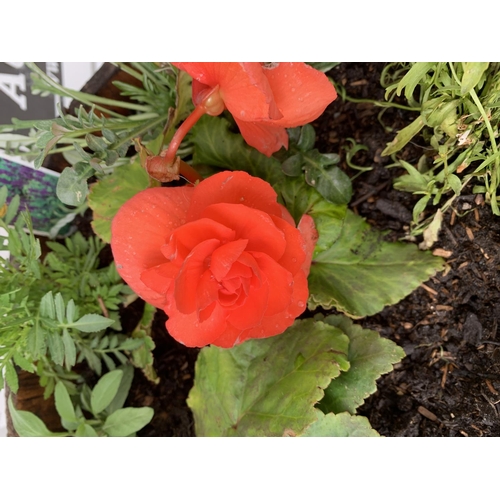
0, 62, 61, 129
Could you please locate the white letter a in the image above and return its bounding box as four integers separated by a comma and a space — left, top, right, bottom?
0, 72, 27, 110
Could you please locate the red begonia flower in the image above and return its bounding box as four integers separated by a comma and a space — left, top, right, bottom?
172, 62, 337, 157
111, 171, 318, 348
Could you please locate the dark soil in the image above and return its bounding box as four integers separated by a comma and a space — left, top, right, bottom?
29, 63, 500, 437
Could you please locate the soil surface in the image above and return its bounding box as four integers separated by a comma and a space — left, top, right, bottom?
27, 63, 500, 437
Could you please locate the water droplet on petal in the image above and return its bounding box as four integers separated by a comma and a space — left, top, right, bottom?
297, 301, 305, 308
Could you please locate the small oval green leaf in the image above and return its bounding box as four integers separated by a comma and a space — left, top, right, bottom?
103, 407, 154, 437
54, 381, 77, 422
90, 370, 124, 415
8, 396, 60, 437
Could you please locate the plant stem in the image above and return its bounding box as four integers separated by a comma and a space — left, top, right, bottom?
26, 63, 150, 116
162, 104, 206, 164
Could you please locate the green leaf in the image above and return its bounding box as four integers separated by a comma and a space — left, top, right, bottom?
395, 62, 434, 100
13, 352, 35, 373
0, 184, 8, 207
281, 153, 304, 176
72, 314, 115, 333
5, 194, 20, 225
103, 407, 154, 437
422, 97, 458, 130
54, 293, 65, 323
119, 338, 144, 350
191, 115, 283, 186
88, 159, 149, 243
54, 381, 77, 422
8, 396, 62, 437
4, 360, 19, 393
447, 174, 462, 195
90, 370, 124, 415
461, 62, 489, 95
27, 324, 47, 359
300, 411, 380, 437
382, 116, 425, 156
303, 151, 352, 205
413, 195, 430, 223
187, 319, 350, 437
101, 353, 116, 372
62, 329, 76, 369
75, 423, 99, 437
317, 315, 405, 414
106, 364, 135, 414
66, 300, 76, 324
85, 133, 107, 152
56, 164, 91, 206
297, 124, 317, 151
308, 209, 444, 317
47, 331, 65, 366
39, 291, 55, 320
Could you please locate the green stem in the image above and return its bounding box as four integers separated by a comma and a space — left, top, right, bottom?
111, 114, 168, 150
26, 63, 150, 116
112, 62, 144, 82
345, 95, 419, 111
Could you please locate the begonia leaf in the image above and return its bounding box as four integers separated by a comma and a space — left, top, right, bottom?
317, 314, 405, 414
88, 159, 149, 243
303, 150, 351, 205
299, 411, 379, 437
191, 115, 284, 186
308, 209, 444, 317
192, 116, 352, 209
187, 319, 350, 437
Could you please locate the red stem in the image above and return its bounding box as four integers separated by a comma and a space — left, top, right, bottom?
162, 104, 206, 165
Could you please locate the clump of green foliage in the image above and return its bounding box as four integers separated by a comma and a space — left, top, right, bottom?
1, 186, 156, 435
380, 62, 500, 234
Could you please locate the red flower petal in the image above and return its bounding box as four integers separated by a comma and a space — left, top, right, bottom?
174, 238, 221, 314
172, 62, 278, 121
196, 269, 220, 311
263, 62, 337, 128
166, 301, 228, 347
163, 217, 235, 263
111, 186, 193, 309
226, 278, 268, 330
233, 118, 289, 157
202, 203, 287, 261
187, 170, 283, 220
252, 252, 294, 316
270, 214, 306, 276
140, 261, 178, 295
210, 239, 249, 281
